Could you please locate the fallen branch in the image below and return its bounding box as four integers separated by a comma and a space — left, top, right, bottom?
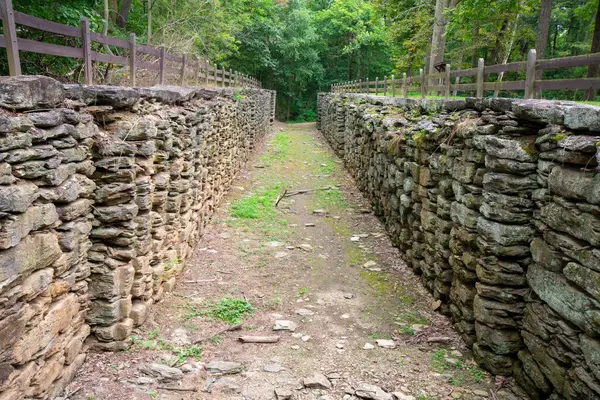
193, 324, 242, 344
184, 279, 217, 284
274, 188, 288, 207
239, 335, 280, 344
282, 186, 341, 198
426, 336, 452, 344
158, 386, 198, 392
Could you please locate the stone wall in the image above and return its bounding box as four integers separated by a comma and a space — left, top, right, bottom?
317, 93, 600, 400
0, 76, 274, 399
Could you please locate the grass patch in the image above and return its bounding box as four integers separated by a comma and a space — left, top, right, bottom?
230, 183, 283, 219
130, 330, 203, 366
429, 348, 489, 387
395, 311, 430, 326
260, 131, 291, 164
360, 270, 413, 304
313, 188, 347, 210
187, 298, 255, 325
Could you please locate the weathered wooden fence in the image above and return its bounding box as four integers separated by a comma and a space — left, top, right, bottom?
333, 50, 600, 100
0, 0, 261, 88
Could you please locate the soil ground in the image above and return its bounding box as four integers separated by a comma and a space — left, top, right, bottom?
65, 122, 497, 400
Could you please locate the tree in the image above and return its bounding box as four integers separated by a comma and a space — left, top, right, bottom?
534, 0, 552, 97
584, 0, 600, 100
428, 0, 457, 79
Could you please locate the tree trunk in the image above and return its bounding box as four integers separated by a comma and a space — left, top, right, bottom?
110, 0, 118, 24
494, 13, 521, 97
428, 0, 445, 79
148, 0, 152, 44
102, 0, 114, 56
584, 1, 600, 101
428, 0, 456, 91
534, 0, 553, 98
116, 0, 133, 28
471, 21, 479, 67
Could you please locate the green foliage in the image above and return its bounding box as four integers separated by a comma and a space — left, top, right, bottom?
188, 298, 255, 325
230, 183, 283, 219
130, 331, 203, 366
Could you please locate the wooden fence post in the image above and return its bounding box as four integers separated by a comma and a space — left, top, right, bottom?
229, 69, 233, 87
420, 68, 425, 99
453, 68, 460, 97
445, 63, 451, 100
476, 58, 485, 98
402, 73, 407, 99
129, 33, 136, 87
81, 17, 92, 85
375, 77, 379, 96
391, 75, 395, 97
525, 49, 537, 99
159, 46, 165, 85
384, 76, 388, 97
204, 59, 209, 85
180, 53, 187, 86
221, 67, 225, 87
0, 0, 21, 76
214, 63, 218, 86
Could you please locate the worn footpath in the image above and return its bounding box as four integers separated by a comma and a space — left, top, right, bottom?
65, 122, 496, 400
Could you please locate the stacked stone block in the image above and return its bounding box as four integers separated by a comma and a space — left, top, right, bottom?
0, 76, 273, 399
0, 76, 94, 399
317, 92, 600, 399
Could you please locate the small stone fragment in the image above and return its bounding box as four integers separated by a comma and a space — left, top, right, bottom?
263, 363, 284, 373
363, 343, 375, 350
355, 383, 392, 400
206, 361, 243, 376
275, 387, 293, 399
273, 320, 297, 331
139, 363, 183, 381
376, 339, 397, 349
295, 308, 315, 316
303, 373, 332, 390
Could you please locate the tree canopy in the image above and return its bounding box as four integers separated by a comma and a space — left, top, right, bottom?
3, 0, 600, 119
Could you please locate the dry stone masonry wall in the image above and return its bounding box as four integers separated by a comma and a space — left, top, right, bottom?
317, 93, 600, 400
0, 76, 274, 399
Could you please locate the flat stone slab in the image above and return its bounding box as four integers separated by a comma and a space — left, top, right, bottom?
303, 373, 332, 390
273, 320, 297, 331
206, 361, 243, 375
139, 363, 183, 381
376, 339, 397, 349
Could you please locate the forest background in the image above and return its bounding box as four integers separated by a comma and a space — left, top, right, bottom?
4, 0, 600, 121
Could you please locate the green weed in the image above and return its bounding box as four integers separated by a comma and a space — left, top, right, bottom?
188, 298, 254, 325
230, 183, 283, 219
395, 311, 430, 325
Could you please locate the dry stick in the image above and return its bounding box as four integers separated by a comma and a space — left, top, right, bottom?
274, 188, 287, 207
239, 335, 280, 344
283, 186, 340, 198
184, 278, 217, 283
157, 386, 198, 392
193, 324, 242, 344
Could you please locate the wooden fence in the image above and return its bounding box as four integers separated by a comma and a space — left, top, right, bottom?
332, 50, 600, 100
0, 0, 261, 88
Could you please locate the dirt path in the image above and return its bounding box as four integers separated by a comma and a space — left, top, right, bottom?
67, 122, 496, 400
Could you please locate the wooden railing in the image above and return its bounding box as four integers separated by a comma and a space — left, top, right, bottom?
332, 49, 600, 100
0, 0, 261, 88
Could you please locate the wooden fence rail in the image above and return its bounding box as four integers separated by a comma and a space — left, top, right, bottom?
0, 0, 261, 89
332, 49, 600, 100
